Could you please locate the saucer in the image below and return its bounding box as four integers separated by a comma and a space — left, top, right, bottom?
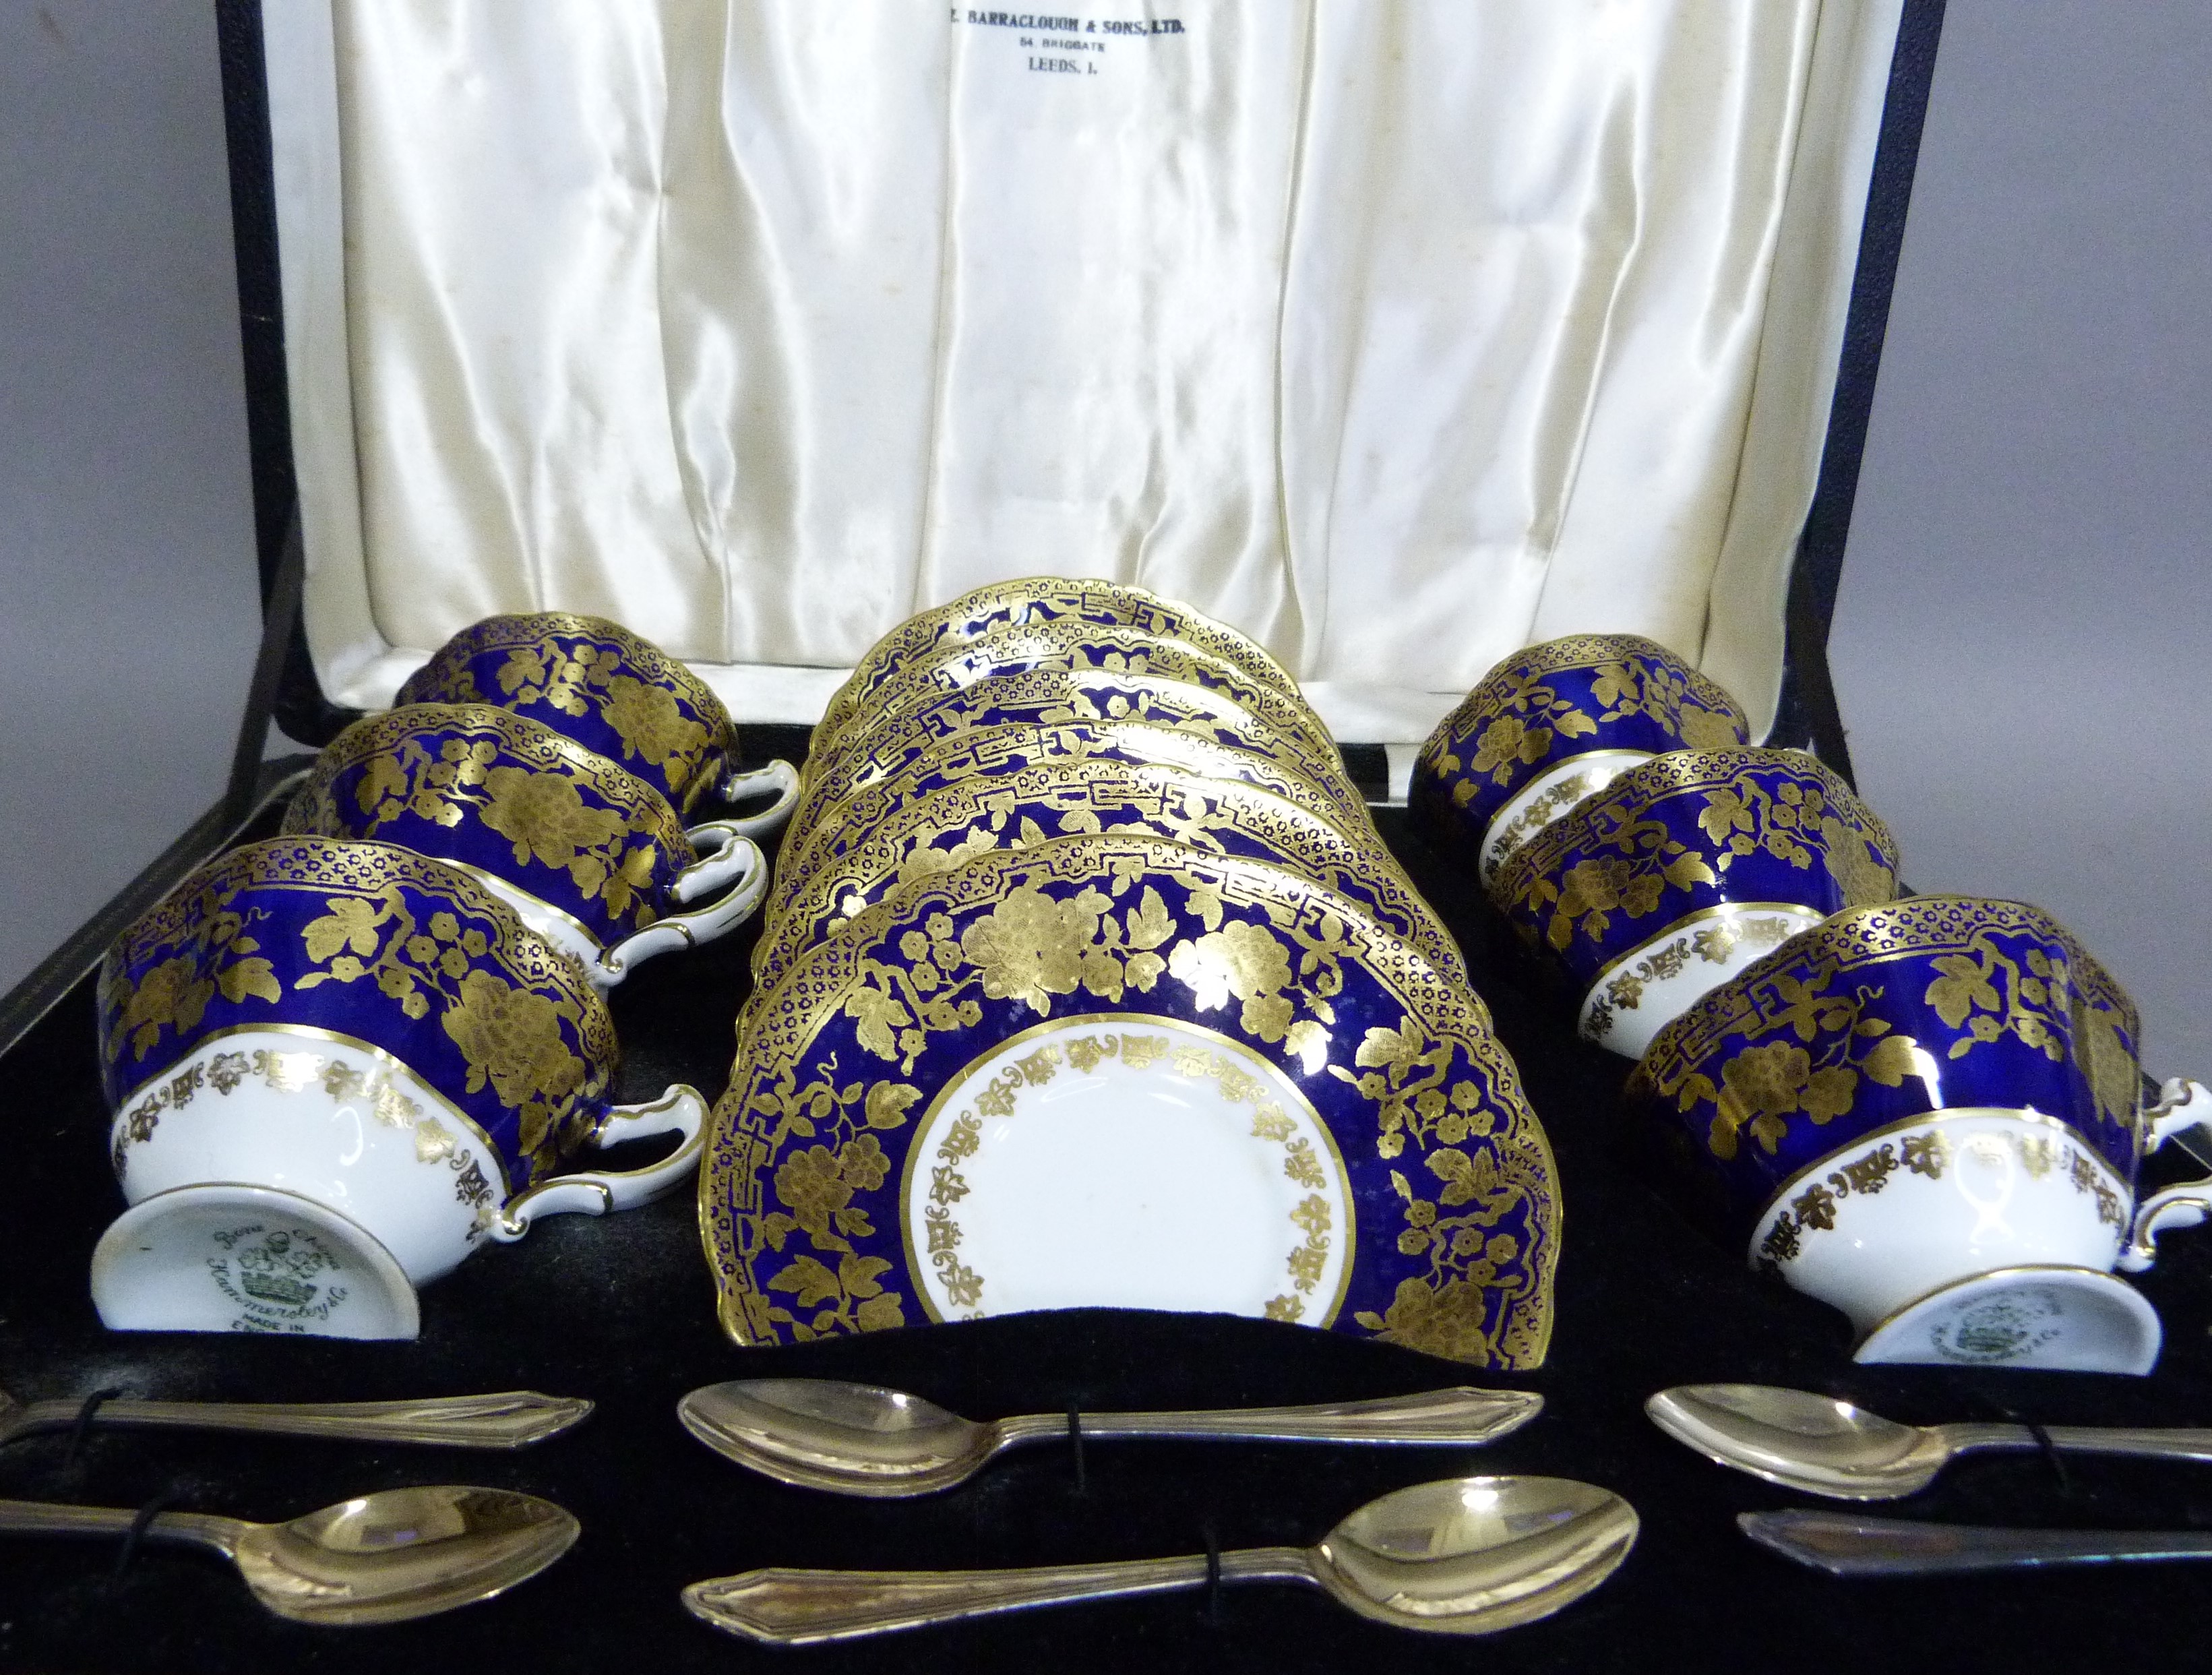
824, 618, 1337, 771
754, 755, 1465, 994
774, 719, 1374, 924
816, 577, 1297, 744
785, 669, 1366, 847
705, 833, 1558, 1368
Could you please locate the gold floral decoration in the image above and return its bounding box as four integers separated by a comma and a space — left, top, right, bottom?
706, 835, 1558, 1368
398, 615, 734, 811
737, 1053, 920, 1341
101, 896, 282, 1065
1419, 636, 1747, 805
1635, 899, 2145, 1166
288, 713, 675, 929
1651, 967, 1924, 1159
289, 882, 592, 1178
1494, 753, 1897, 955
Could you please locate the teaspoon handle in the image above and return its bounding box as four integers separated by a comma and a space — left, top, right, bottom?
0, 1498, 243, 1556
18, 1391, 591, 1449
685, 1548, 1312, 1645
1744, 1509, 2212, 1575
1948, 1423, 2212, 1465
1056, 1387, 1541, 1446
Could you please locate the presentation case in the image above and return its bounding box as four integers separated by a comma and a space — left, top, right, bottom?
15, 5, 2212, 1670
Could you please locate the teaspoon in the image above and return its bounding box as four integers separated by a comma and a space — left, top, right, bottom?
679, 1378, 1542, 1496
1648, 1382, 2212, 1500
0, 1484, 578, 1624
0, 1387, 591, 1451
684, 1474, 1636, 1643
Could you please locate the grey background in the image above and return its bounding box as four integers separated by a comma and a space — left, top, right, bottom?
3, 3, 2208, 1080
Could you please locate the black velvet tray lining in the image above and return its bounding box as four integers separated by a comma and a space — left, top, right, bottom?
3, 783, 2209, 1674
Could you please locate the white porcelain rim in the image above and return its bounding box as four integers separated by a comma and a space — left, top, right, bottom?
1578, 901, 1826, 1056
110, 1021, 514, 1202
1744, 1103, 2126, 1251
1478, 750, 1652, 884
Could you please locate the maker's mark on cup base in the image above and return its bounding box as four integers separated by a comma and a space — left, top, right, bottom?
1853, 1265, 2161, 1376
90, 1183, 421, 1341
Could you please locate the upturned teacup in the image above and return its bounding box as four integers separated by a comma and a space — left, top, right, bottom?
1412, 634, 1748, 885
1628, 896, 2212, 1374
92, 837, 707, 1339
1489, 748, 1899, 1056
282, 704, 766, 988
395, 612, 799, 828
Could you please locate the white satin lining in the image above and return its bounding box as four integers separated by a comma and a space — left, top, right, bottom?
271, 0, 1902, 742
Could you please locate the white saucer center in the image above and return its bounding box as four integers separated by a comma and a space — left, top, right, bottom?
904, 1017, 1351, 1327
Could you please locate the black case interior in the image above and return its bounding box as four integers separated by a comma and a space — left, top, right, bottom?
7, 785, 2212, 1672
28, 4, 2212, 1670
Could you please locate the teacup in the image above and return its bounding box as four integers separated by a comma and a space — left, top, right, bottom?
1489, 748, 1898, 1057
1412, 634, 1748, 885
92, 837, 706, 1339
395, 611, 799, 828
282, 704, 767, 988
1628, 895, 2212, 1374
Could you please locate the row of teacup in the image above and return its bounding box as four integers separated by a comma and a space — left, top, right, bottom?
90, 613, 800, 1340
1412, 634, 1898, 1058
1414, 634, 2212, 1374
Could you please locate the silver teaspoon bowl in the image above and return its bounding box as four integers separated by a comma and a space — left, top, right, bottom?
684, 1475, 1638, 1644
1648, 1382, 2212, 1500
679, 1378, 1543, 1497
0, 1485, 579, 1625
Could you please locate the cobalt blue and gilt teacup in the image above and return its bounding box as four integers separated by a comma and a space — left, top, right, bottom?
282, 704, 766, 989
395, 612, 799, 830
1412, 634, 1749, 886
92, 837, 708, 1339
1628, 896, 2212, 1374
1489, 748, 1899, 1056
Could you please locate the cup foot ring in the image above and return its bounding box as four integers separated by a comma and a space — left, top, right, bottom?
92, 1184, 422, 1341
1853, 1265, 2161, 1374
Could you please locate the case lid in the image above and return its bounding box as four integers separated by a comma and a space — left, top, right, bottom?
227, 1, 1938, 762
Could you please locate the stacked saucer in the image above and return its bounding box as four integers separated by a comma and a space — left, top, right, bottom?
703, 579, 1563, 1368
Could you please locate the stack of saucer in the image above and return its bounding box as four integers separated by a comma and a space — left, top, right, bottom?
90, 613, 799, 1340
702, 579, 1564, 1369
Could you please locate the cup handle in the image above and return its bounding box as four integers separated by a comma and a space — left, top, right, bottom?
595, 836, 769, 983
714, 760, 802, 839
489, 1084, 709, 1241
673, 823, 758, 903
2119, 1078, 2212, 1271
